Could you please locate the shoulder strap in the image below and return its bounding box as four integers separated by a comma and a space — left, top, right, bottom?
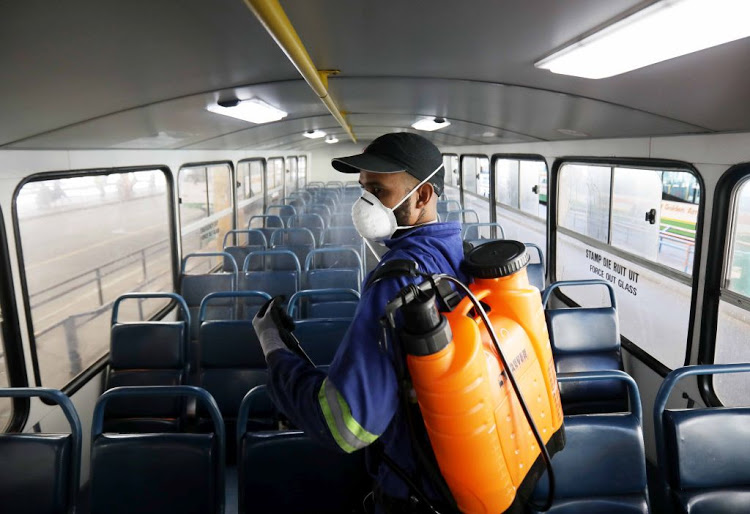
365, 259, 420, 289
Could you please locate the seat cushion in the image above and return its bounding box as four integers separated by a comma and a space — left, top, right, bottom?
555, 352, 626, 412
532, 495, 649, 514
674, 488, 750, 514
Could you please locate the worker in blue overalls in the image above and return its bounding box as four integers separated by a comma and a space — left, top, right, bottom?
253, 132, 467, 513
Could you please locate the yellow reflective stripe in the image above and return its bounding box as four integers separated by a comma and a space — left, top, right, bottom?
318, 380, 357, 453
318, 378, 379, 453
335, 390, 378, 444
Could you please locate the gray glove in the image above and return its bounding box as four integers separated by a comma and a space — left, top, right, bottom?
252, 297, 290, 360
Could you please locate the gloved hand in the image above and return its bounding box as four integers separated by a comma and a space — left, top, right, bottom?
252, 297, 291, 360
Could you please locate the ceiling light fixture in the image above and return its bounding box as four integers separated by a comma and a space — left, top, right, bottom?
206, 98, 288, 124
535, 0, 750, 79
324, 135, 339, 144
411, 117, 451, 132
303, 129, 327, 139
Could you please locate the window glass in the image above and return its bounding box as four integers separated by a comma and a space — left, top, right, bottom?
443, 155, 459, 188
519, 160, 547, 219
16, 170, 172, 389
558, 164, 611, 242
267, 158, 284, 206
495, 159, 519, 208
299, 156, 307, 188
461, 156, 490, 225
556, 162, 700, 370
716, 178, 750, 405
289, 157, 298, 193
179, 163, 233, 273
236, 160, 265, 230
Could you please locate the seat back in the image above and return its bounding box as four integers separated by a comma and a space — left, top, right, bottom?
288, 289, 360, 320
198, 291, 271, 418
248, 214, 284, 242
180, 252, 237, 340
269, 227, 316, 266
532, 371, 649, 514
321, 227, 363, 260
91, 386, 225, 514
437, 199, 461, 216
222, 229, 267, 272
304, 247, 363, 288
105, 293, 190, 431
237, 387, 369, 514
241, 250, 301, 303
461, 222, 506, 241
444, 208, 479, 224
293, 318, 353, 365
287, 213, 326, 245
524, 243, 545, 292
266, 204, 296, 225
655, 364, 750, 513
0, 388, 81, 514
543, 280, 624, 414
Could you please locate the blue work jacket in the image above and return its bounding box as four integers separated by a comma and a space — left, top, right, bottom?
266, 221, 468, 502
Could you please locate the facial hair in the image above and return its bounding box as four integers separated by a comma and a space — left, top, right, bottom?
392, 194, 425, 227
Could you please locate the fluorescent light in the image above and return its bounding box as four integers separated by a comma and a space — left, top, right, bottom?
411, 117, 451, 132
303, 130, 327, 139
324, 135, 339, 144
535, 0, 750, 79
206, 98, 287, 124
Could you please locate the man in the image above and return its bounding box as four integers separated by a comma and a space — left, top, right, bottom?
253, 132, 467, 512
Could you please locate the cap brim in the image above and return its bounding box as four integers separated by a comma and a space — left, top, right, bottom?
331, 153, 405, 174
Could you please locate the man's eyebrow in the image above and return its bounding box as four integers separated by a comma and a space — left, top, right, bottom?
359, 180, 385, 187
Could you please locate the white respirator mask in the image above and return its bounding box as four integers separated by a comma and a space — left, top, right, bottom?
351, 164, 442, 242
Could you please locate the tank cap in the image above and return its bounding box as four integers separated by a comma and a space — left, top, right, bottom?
463, 240, 530, 278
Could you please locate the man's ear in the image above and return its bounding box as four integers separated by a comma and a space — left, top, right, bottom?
414, 182, 434, 208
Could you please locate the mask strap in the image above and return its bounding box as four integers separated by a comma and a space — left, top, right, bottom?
363, 238, 382, 263
391, 163, 443, 211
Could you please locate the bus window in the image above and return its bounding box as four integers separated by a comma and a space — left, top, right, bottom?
267, 158, 284, 205
715, 178, 750, 405
15, 169, 172, 390
460, 156, 491, 225
236, 159, 265, 230
288, 157, 298, 194
178, 163, 233, 273
298, 156, 307, 188
441, 154, 460, 203
494, 157, 547, 250
556, 162, 700, 370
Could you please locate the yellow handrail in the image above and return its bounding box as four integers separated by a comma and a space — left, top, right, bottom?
243, 0, 357, 143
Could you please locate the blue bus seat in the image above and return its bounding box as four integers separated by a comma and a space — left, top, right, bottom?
91, 386, 225, 514
241, 250, 300, 305
525, 242, 546, 292
655, 364, 750, 514
237, 387, 369, 514
445, 208, 480, 224
437, 199, 461, 216
307, 203, 332, 225
288, 289, 360, 321
461, 221, 506, 241
197, 291, 271, 441
288, 213, 326, 245
180, 252, 238, 342
0, 388, 82, 514
248, 214, 284, 241
105, 293, 190, 432
265, 204, 297, 225
269, 227, 316, 267
543, 280, 626, 415
304, 247, 363, 291
222, 229, 268, 272
293, 318, 353, 365
532, 371, 649, 513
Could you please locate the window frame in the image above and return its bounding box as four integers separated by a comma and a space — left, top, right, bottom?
490, 153, 548, 222
177, 160, 236, 261
700, 162, 750, 406
11, 166, 179, 396
549, 156, 705, 377
459, 154, 492, 219
0, 205, 29, 432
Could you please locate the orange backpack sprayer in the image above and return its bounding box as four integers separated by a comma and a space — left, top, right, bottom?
383, 240, 564, 513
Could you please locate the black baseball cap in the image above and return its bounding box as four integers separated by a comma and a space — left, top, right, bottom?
331, 132, 444, 196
